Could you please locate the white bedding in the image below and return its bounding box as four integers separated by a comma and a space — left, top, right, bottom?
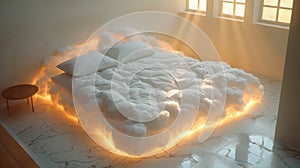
43, 28, 264, 155
51, 48, 263, 137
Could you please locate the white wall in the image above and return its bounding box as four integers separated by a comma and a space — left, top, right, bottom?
0, 0, 185, 100
180, 0, 289, 79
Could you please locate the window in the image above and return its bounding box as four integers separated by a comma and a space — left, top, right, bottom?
185, 0, 294, 28
219, 0, 246, 18
260, 0, 293, 25
187, 0, 207, 13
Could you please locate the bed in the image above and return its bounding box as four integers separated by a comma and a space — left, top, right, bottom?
37, 27, 264, 156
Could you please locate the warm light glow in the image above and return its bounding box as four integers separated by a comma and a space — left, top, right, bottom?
35, 93, 79, 123
32, 34, 264, 158
32, 38, 100, 124
186, 99, 260, 138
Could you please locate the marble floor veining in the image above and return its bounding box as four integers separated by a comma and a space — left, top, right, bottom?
0, 76, 300, 168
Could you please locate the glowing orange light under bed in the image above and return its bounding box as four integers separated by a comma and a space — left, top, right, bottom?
33, 86, 261, 158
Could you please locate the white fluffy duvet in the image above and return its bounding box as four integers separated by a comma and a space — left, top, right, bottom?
49, 41, 264, 138
35, 27, 265, 155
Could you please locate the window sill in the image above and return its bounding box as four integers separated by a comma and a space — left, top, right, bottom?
216, 16, 244, 23
255, 22, 290, 30
179, 10, 207, 17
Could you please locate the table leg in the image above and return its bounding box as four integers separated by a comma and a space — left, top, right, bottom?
6, 99, 9, 110
30, 96, 34, 112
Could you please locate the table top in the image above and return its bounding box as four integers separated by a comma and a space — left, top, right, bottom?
1, 84, 38, 100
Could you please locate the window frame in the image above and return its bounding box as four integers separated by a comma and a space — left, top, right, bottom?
218, 0, 247, 20
186, 0, 208, 14
258, 0, 293, 27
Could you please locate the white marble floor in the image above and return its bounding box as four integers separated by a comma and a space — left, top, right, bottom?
0, 76, 300, 168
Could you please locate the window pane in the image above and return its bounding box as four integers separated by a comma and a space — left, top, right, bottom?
224, 0, 234, 2
278, 9, 292, 23
189, 0, 198, 10
199, 0, 207, 11
264, 0, 278, 6
222, 2, 234, 15
236, 0, 246, 3
280, 0, 293, 8
262, 7, 277, 21
235, 4, 245, 17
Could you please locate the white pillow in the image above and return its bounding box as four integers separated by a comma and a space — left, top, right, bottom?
51, 73, 72, 92
57, 51, 119, 76
105, 41, 154, 62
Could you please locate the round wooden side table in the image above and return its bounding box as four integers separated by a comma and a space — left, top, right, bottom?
1, 84, 38, 112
